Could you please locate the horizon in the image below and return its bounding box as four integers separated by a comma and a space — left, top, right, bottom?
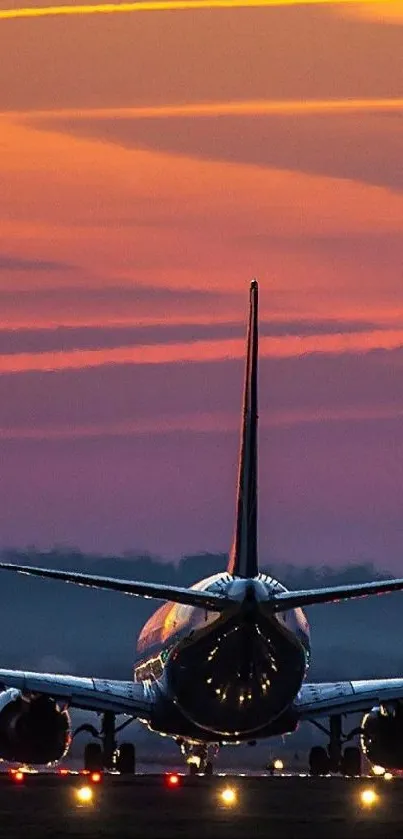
1, 546, 396, 579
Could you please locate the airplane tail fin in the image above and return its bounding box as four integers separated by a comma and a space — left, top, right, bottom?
227, 279, 259, 578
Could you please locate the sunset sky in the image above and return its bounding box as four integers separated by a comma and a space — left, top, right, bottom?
0, 0, 403, 568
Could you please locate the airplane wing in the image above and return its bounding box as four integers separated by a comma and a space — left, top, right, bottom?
0, 668, 158, 717
296, 679, 403, 719
272, 577, 403, 610
0, 563, 228, 612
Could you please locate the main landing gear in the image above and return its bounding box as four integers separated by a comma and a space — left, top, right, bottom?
178, 740, 219, 775
74, 711, 136, 774
308, 715, 362, 776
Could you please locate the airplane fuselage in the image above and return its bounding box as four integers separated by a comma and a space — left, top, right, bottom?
134, 573, 311, 743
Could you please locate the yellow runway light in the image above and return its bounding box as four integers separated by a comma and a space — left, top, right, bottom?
273, 759, 284, 771
75, 785, 94, 805
383, 772, 393, 781
220, 786, 237, 806
360, 788, 378, 808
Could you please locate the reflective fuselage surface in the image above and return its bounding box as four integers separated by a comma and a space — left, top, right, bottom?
134, 573, 310, 741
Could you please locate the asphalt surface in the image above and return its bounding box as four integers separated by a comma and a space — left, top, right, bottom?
0, 773, 402, 838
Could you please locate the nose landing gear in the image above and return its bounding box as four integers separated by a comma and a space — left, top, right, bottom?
178, 740, 219, 775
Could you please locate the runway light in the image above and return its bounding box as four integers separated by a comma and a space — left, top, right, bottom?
75, 785, 94, 805
384, 772, 393, 781
273, 759, 284, 771
220, 786, 237, 806
59, 768, 69, 776
165, 773, 181, 788
372, 765, 385, 776
360, 788, 378, 808
90, 772, 102, 784
13, 771, 25, 783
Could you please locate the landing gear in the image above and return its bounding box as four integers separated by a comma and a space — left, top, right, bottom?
84, 742, 103, 772
204, 760, 214, 776
116, 742, 136, 774
309, 715, 362, 776
74, 711, 136, 774
102, 711, 117, 771
186, 746, 211, 775
328, 715, 343, 772
340, 746, 361, 777
178, 740, 219, 775
309, 745, 330, 776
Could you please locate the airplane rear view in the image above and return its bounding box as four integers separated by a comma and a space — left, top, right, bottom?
1, 281, 403, 777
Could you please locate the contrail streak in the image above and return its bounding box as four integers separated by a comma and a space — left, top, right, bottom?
0, 0, 389, 22
3, 98, 403, 121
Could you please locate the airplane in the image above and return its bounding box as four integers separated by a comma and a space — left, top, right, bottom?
1, 279, 403, 777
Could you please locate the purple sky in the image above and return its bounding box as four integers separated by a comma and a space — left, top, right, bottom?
0, 1, 403, 569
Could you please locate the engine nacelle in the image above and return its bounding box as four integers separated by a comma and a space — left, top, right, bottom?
361, 704, 403, 770
0, 688, 71, 764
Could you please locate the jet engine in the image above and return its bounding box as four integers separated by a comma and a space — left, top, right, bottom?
0, 688, 71, 764
361, 704, 403, 769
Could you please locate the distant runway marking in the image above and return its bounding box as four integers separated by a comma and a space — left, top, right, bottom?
0, 0, 392, 22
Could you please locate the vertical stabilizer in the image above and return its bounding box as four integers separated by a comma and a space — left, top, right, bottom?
227, 280, 259, 578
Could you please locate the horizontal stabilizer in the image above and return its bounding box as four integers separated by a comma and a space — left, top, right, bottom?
0, 562, 229, 612
273, 577, 403, 611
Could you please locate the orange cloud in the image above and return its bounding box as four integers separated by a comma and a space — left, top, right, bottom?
0, 0, 390, 21
2, 0, 402, 119
338, 1, 403, 23
1, 112, 403, 333
2, 403, 403, 440
0, 329, 402, 373
5, 97, 403, 121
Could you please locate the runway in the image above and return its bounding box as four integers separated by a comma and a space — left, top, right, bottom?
0, 773, 402, 838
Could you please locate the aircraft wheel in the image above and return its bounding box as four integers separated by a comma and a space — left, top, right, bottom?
309, 746, 330, 776
188, 762, 198, 775
84, 742, 103, 772
204, 760, 214, 775
116, 742, 136, 774
341, 746, 361, 777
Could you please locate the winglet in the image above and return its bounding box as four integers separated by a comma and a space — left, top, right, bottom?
227, 280, 259, 578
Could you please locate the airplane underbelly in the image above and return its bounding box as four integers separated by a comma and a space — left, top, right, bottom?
165, 609, 306, 736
